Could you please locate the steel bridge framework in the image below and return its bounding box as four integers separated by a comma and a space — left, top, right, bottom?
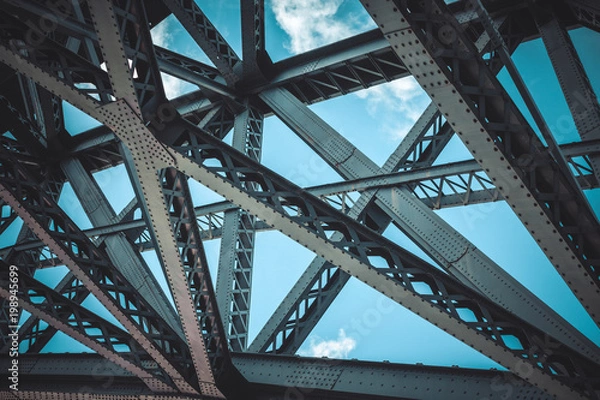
0, 0, 599, 398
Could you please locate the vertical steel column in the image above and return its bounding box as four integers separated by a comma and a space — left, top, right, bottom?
240, 0, 270, 80
216, 103, 263, 351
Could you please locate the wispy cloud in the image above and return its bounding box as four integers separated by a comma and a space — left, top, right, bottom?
270, 0, 374, 54
150, 18, 195, 99
355, 77, 431, 140
301, 329, 356, 358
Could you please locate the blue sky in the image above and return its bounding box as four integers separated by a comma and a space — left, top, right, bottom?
2, 0, 600, 370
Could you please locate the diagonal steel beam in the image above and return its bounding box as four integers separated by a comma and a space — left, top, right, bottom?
60, 156, 183, 337
259, 86, 600, 363
89, 0, 167, 119
88, 2, 227, 394
247, 103, 443, 354
159, 166, 230, 379
0, 267, 178, 392
161, 0, 241, 85
360, 0, 600, 327
533, 1, 600, 182
0, 142, 199, 394
165, 117, 600, 399
4, 33, 600, 398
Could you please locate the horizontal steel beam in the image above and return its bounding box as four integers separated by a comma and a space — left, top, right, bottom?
0, 352, 552, 400
234, 352, 552, 400
2, 138, 597, 255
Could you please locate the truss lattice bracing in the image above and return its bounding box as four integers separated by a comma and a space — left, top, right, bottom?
1, 0, 599, 399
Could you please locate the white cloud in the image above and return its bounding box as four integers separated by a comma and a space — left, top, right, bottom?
150, 18, 195, 99
270, 0, 373, 54
355, 77, 431, 140
301, 329, 356, 358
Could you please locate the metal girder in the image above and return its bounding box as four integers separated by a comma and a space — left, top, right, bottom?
155, 45, 222, 83
90, 0, 166, 119
113, 92, 224, 398
361, 0, 600, 328
0, 353, 199, 400
60, 156, 183, 336
155, 46, 236, 100
0, 351, 554, 400
567, 0, 600, 32
255, 29, 409, 103
87, 1, 228, 394
233, 352, 552, 400
0, 352, 553, 400
17, 271, 91, 354
1, 139, 597, 261
0, 266, 177, 392
0, 86, 47, 157
154, 116, 600, 398
161, 0, 241, 85
240, 0, 270, 80
534, 1, 600, 182
0, 141, 199, 394
9, 66, 66, 153
216, 103, 264, 351
258, 86, 600, 365
247, 103, 444, 355
159, 167, 230, 379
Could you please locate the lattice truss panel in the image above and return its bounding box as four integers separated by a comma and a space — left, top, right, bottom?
0, 0, 599, 399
